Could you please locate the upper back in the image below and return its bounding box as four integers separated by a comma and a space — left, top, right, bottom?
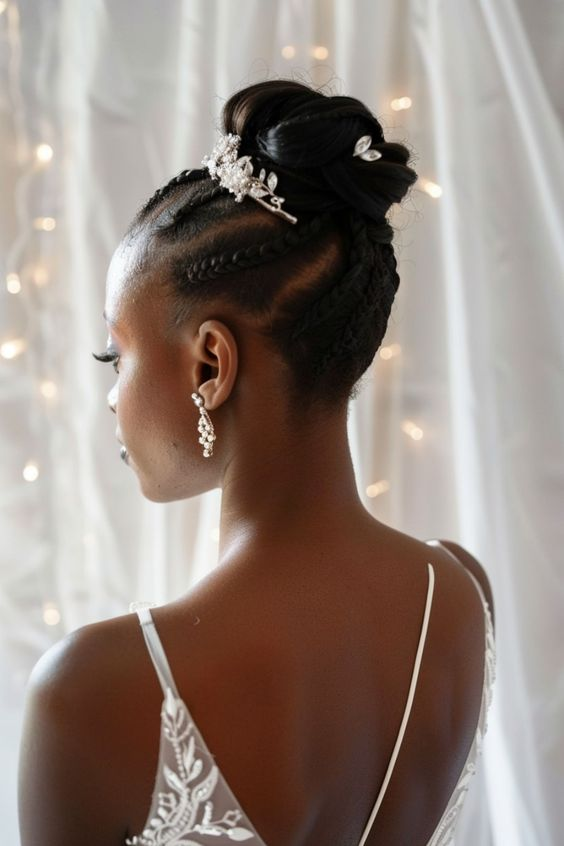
86, 529, 494, 845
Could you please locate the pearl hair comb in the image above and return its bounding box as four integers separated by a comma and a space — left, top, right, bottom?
201, 131, 382, 225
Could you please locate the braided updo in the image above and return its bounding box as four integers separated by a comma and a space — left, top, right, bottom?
126, 79, 418, 413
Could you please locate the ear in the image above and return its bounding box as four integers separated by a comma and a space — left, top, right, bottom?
193, 319, 238, 410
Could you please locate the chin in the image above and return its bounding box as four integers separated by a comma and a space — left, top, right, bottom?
136, 477, 198, 503
139, 483, 179, 503
142, 491, 169, 503
134, 463, 220, 502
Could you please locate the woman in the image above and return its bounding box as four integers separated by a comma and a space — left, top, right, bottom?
18, 79, 496, 846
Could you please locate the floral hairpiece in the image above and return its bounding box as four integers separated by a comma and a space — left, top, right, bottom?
201, 132, 298, 224
201, 131, 383, 224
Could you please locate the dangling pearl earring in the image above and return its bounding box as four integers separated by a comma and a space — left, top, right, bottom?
191, 392, 216, 458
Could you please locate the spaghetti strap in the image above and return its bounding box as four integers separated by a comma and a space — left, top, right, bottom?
129, 601, 180, 699
356, 561, 435, 846
429, 539, 492, 614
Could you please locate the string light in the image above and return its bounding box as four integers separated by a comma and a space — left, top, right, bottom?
379, 343, 402, 360
366, 480, 390, 498
39, 379, 58, 398
33, 265, 49, 286
35, 143, 54, 163
281, 45, 296, 59
6, 272, 21, 294
23, 462, 39, 482
1, 337, 27, 359
4, 19, 68, 662
401, 420, 424, 440
42, 601, 61, 626
419, 178, 442, 198
311, 45, 329, 60
33, 216, 56, 231
390, 97, 412, 111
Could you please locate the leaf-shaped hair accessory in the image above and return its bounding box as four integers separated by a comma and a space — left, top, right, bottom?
353, 134, 382, 161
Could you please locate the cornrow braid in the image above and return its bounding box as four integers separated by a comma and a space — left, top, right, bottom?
289, 210, 371, 342
136, 168, 208, 222
182, 211, 334, 284
378, 241, 401, 295
164, 182, 230, 230
312, 225, 389, 379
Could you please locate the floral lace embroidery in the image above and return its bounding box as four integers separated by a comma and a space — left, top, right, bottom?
125, 687, 260, 845
426, 600, 497, 846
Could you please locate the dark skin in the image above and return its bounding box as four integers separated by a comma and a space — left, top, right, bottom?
18, 230, 495, 846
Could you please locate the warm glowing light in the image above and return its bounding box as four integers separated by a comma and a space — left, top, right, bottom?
311, 45, 329, 60
35, 143, 54, 163
210, 527, 220, 542
6, 272, 21, 294
40, 379, 58, 398
401, 420, 424, 440
281, 45, 296, 59
43, 602, 61, 626
23, 462, 39, 481
419, 178, 442, 198
33, 216, 56, 231
366, 480, 390, 498
1, 338, 27, 359
0, 1, 7, 14
33, 265, 49, 286
379, 343, 402, 360
390, 97, 412, 111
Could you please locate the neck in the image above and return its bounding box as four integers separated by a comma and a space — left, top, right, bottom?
216, 405, 371, 566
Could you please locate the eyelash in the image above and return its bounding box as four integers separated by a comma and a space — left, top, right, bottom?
92, 349, 120, 374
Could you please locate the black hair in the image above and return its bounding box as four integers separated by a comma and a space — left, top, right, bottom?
125, 79, 418, 414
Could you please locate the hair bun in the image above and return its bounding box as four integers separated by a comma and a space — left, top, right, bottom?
221, 79, 418, 227
256, 109, 384, 169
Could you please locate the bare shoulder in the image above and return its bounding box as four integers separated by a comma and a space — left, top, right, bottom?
19, 615, 141, 845
427, 537, 495, 630
23, 610, 153, 761
26, 611, 131, 700
25, 619, 114, 718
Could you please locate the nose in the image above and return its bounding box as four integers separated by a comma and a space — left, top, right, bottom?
107, 382, 118, 413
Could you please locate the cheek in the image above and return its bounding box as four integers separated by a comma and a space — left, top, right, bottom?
119, 367, 191, 461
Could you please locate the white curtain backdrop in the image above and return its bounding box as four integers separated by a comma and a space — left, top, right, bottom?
1, 1, 563, 844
